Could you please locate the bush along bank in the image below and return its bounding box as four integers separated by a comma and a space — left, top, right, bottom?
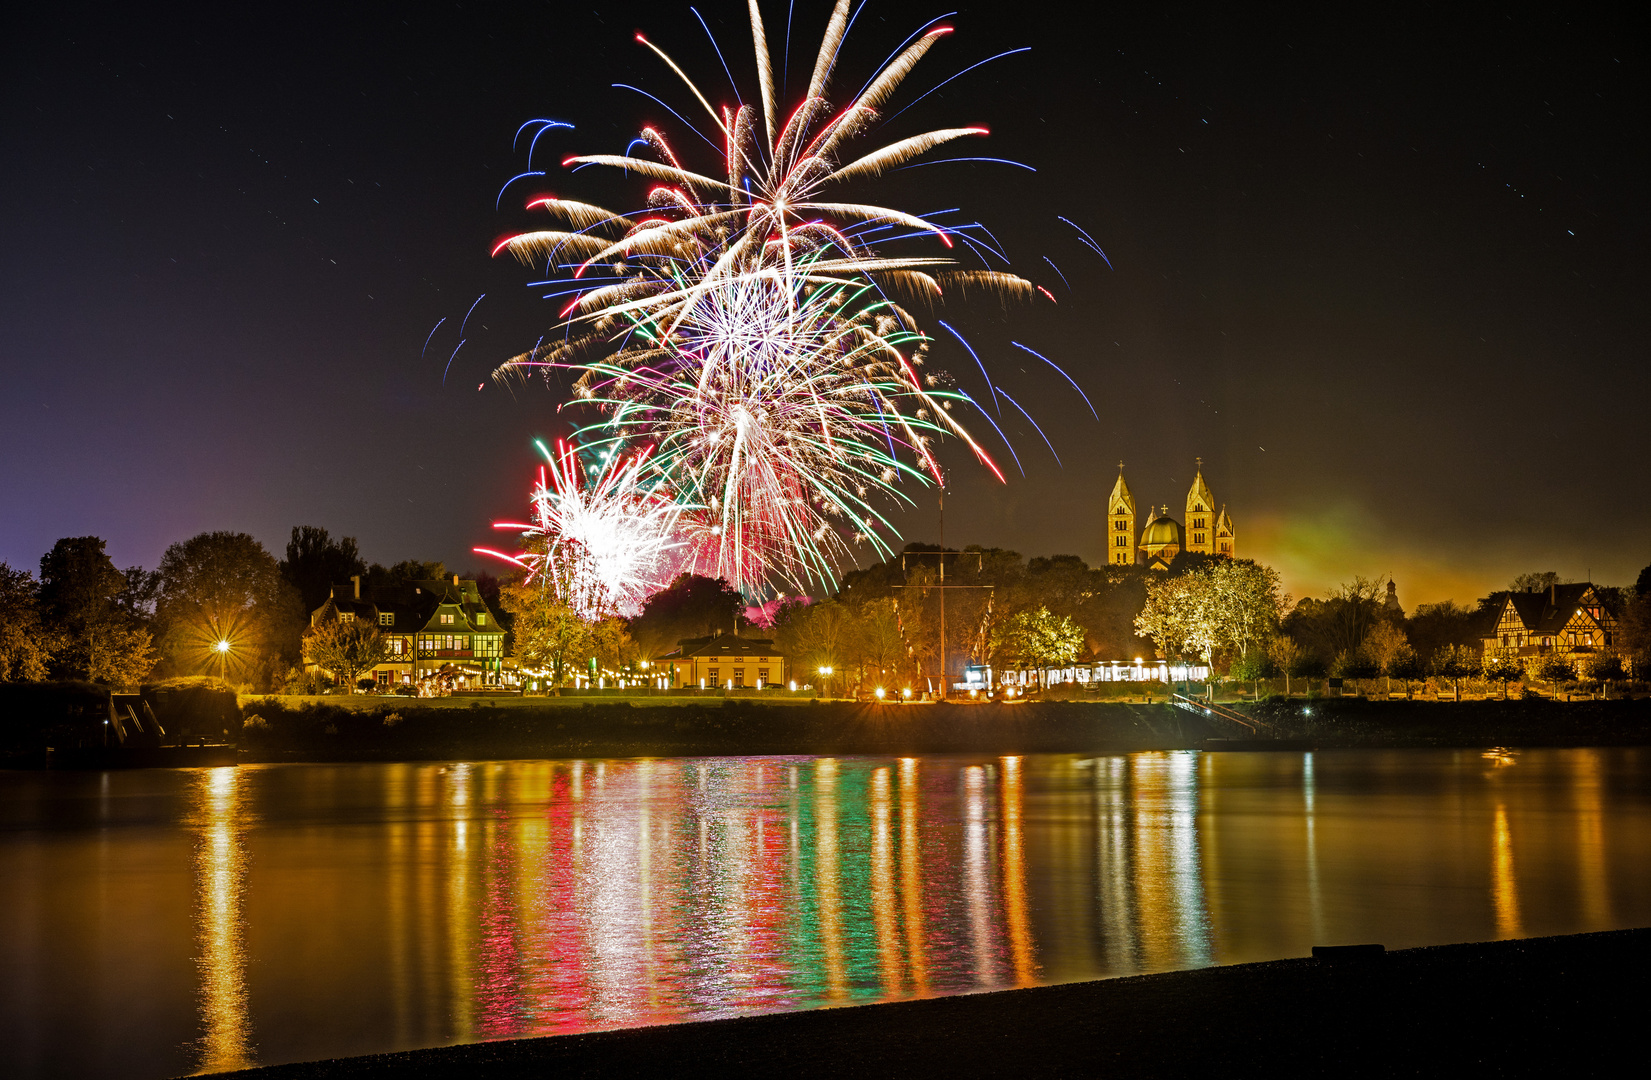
234, 699, 1222, 761
228, 695, 1651, 762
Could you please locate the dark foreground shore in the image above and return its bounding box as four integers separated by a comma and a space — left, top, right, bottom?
210, 928, 1647, 1078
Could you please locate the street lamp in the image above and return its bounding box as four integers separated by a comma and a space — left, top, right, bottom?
819, 666, 833, 699
215, 638, 232, 683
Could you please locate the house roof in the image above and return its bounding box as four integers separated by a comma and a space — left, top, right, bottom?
311, 578, 504, 635
661, 635, 784, 660
1497, 583, 1605, 635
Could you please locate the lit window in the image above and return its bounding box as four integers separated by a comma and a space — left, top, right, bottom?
476, 613, 487, 626
379, 612, 394, 626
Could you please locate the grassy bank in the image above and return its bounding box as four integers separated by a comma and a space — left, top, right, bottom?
228, 695, 1651, 762
209, 927, 1650, 1077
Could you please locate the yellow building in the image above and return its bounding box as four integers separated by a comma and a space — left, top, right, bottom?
1106, 459, 1237, 569
662, 634, 788, 690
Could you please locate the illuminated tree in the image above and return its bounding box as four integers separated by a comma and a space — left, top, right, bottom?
38, 536, 155, 686
1267, 634, 1305, 696
1358, 620, 1412, 694
0, 562, 61, 681
155, 531, 303, 687
501, 583, 590, 691
1483, 655, 1524, 700
303, 618, 388, 688
1433, 644, 1482, 700
1205, 560, 1283, 663
994, 605, 1084, 689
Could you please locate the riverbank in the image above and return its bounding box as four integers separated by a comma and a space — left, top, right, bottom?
225, 696, 1651, 763
209, 927, 1649, 1077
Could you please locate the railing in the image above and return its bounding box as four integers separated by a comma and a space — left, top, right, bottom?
1171, 693, 1263, 732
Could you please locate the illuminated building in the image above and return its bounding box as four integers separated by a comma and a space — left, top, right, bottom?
1106, 459, 1236, 569
1481, 582, 1620, 666
307, 574, 507, 687
658, 633, 788, 690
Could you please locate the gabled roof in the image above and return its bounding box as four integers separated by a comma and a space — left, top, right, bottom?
1215, 506, 1234, 535
1108, 466, 1135, 516
1497, 583, 1605, 635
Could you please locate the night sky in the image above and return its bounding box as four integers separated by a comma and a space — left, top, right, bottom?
4, 2, 1644, 606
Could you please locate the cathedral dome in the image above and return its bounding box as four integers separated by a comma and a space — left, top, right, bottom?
1142, 514, 1180, 548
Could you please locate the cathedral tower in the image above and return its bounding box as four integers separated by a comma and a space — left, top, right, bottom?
1106, 463, 1136, 566
1214, 505, 1236, 557
1185, 458, 1216, 555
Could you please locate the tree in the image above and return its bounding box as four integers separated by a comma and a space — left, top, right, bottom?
1389, 645, 1425, 698
280, 526, 367, 615
1267, 635, 1304, 696
1580, 651, 1626, 695
1533, 654, 1574, 689
1227, 650, 1268, 700
589, 617, 639, 678
1135, 572, 1201, 666
772, 598, 853, 686
628, 574, 747, 660
1407, 600, 1484, 663
1433, 645, 1482, 700
303, 618, 388, 687
0, 562, 61, 681
1205, 560, 1284, 663
155, 532, 303, 688
37, 536, 156, 686
501, 583, 590, 690
1358, 620, 1411, 695
851, 598, 909, 695
1284, 576, 1392, 663
1484, 655, 1524, 700
993, 606, 1084, 690
1510, 571, 1562, 594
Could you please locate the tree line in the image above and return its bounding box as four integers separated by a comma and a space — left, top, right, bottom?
0, 528, 500, 691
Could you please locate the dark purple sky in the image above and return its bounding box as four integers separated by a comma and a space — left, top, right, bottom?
3, 2, 1644, 605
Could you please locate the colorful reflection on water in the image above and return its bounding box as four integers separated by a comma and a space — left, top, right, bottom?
1, 748, 1649, 1078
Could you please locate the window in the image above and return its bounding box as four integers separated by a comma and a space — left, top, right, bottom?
708, 668, 719, 684
476, 613, 487, 626
1568, 632, 1577, 646
377, 671, 390, 685
735, 669, 746, 687
759, 668, 769, 683
389, 638, 404, 655
379, 612, 394, 626
339, 612, 354, 623
1194, 533, 1205, 545
1584, 633, 1594, 647
1115, 535, 1126, 547
440, 613, 454, 625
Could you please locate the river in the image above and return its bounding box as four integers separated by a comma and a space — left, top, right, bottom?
2, 748, 1648, 1078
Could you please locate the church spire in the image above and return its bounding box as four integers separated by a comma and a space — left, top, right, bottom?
1105, 462, 1137, 566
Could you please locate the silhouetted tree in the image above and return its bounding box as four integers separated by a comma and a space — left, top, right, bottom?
280, 526, 367, 614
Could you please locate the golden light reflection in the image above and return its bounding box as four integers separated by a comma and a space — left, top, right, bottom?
813, 759, 846, 999
898, 758, 931, 995
1570, 750, 1612, 929
191, 766, 251, 1075
1492, 804, 1523, 939
963, 765, 999, 987
869, 768, 902, 995
999, 757, 1036, 986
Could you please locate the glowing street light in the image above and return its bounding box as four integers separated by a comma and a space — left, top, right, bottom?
819, 665, 834, 700
215, 638, 232, 683
874, 686, 886, 700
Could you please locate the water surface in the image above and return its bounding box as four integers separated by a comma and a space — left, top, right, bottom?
2, 748, 1648, 1078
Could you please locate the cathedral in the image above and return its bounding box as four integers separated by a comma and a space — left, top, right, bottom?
1105, 459, 1236, 570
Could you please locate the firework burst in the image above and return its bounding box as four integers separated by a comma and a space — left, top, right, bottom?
476, 440, 685, 619
492, 1, 1037, 595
